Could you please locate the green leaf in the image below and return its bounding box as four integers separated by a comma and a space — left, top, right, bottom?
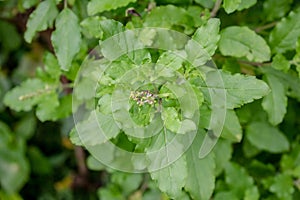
51, 8, 81, 71
269, 174, 294, 200
192, 18, 220, 56
144, 5, 194, 34
213, 139, 232, 175
3, 79, 55, 112
75, 111, 119, 146
24, 0, 58, 43
214, 191, 239, 200
0, 190, 22, 200
221, 110, 242, 142
224, 162, 255, 198
244, 186, 259, 200
43, 52, 61, 80
260, 67, 300, 102
0, 20, 22, 51
237, 0, 257, 11
223, 0, 241, 14
111, 172, 143, 196
80, 16, 104, 38
269, 9, 300, 54
161, 107, 180, 133
194, 0, 214, 8
219, 26, 271, 62
272, 54, 290, 72
263, 0, 293, 21
246, 121, 289, 153
0, 122, 29, 193
150, 156, 187, 199
185, 131, 215, 200
87, 0, 137, 15
98, 185, 125, 200
262, 73, 287, 125
36, 93, 59, 122
198, 70, 270, 109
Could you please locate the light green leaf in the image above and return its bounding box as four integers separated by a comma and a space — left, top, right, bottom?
150, 156, 187, 199
221, 110, 242, 142
244, 186, 259, 200
24, 0, 58, 43
224, 162, 255, 198
237, 0, 257, 11
198, 70, 270, 109
98, 185, 125, 200
75, 111, 120, 146
35, 93, 59, 122
80, 16, 104, 38
192, 18, 220, 56
3, 79, 55, 112
272, 54, 290, 72
269, 174, 294, 200
111, 172, 143, 196
185, 131, 215, 200
51, 8, 81, 71
162, 107, 180, 133
219, 26, 271, 62
214, 191, 239, 200
0, 122, 29, 193
260, 67, 300, 102
87, 0, 137, 15
144, 5, 194, 34
194, 0, 214, 8
43, 52, 61, 80
0, 191, 22, 200
262, 73, 287, 125
223, 0, 241, 14
246, 121, 289, 153
213, 139, 232, 175
269, 9, 300, 54
263, 0, 293, 21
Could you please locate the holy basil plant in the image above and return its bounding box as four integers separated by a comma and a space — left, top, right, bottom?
2, 0, 300, 199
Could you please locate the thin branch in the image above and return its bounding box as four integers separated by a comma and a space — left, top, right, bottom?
210, 0, 222, 18
74, 146, 88, 177
64, 0, 68, 9
238, 60, 271, 67
255, 21, 277, 33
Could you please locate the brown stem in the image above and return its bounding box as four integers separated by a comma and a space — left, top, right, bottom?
238, 60, 271, 67
210, 0, 222, 18
255, 21, 277, 33
74, 146, 88, 177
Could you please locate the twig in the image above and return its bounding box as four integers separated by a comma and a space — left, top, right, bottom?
64, 0, 68, 9
255, 21, 277, 33
210, 0, 222, 18
74, 146, 88, 177
238, 60, 271, 67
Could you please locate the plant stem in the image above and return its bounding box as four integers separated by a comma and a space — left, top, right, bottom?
210, 0, 222, 18
255, 21, 277, 33
238, 60, 271, 67
64, 0, 68, 9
